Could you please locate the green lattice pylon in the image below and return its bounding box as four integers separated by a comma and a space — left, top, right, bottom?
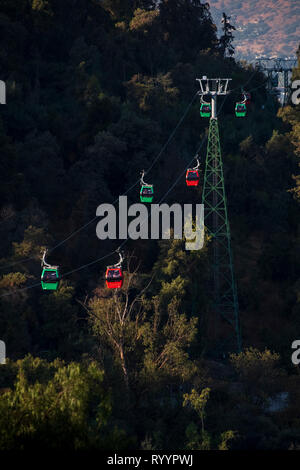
202, 118, 241, 353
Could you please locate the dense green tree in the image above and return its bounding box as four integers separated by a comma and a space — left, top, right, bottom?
158, 0, 217, 61
0, 355, 127, 450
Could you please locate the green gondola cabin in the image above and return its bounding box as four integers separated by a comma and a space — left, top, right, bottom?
235, 103, 247, 117
41, 267, 60, 291
140, 185, 154, 203
200, 103, 211, 118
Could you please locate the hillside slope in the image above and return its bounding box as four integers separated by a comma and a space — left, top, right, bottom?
209, 0, 300, 60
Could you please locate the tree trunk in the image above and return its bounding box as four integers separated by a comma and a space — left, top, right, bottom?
119, 344, 129, 390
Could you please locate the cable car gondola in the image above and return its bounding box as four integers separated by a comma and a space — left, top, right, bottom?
200, 100, 211, 118
271, 74, 278, 88
140, 170, 154, 203
235, 91, 248, 117
41, 250, 60, 291
186, 155, 201, 187
105, 250, 124, 289
235, 102, 247, 117
245, 92, 251, 105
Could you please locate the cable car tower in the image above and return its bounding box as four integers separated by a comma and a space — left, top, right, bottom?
0, 80, 6, 104
197, 76, 241, 354
255, 57, 297, 105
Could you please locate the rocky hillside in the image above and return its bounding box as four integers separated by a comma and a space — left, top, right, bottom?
209, 0, 299, 60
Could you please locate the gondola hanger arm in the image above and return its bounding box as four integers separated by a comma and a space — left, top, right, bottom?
192, 155, 200, 170
41, 249, 51, 268
140, 170, 151, 187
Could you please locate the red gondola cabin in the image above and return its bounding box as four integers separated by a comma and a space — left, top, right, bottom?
105, 267, 123, 289
245, 93, 251, 105
186, 169, 200, 187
